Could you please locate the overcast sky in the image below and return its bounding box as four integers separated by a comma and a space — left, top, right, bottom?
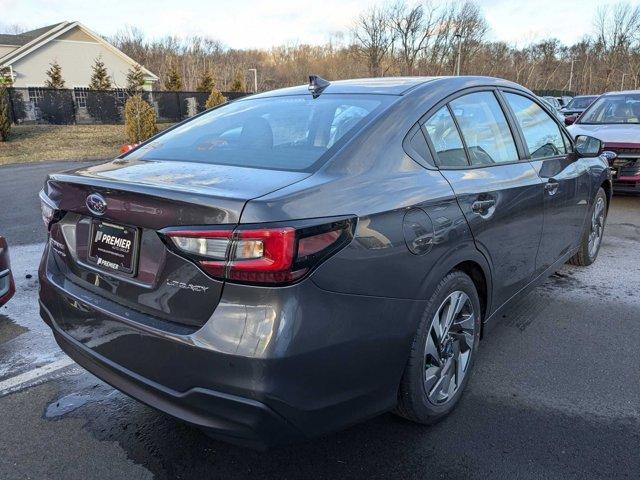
0, 0, 629, 49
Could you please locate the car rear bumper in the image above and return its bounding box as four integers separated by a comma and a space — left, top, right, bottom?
0, 269, 14, 306
0, 236, 15, 307
39, 242, 420, 447
40, 301, 302, 448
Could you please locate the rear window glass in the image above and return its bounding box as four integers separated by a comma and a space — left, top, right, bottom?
450, 91, 518, 165
126, 94, 392, 172
566, 96, 596, 109
409, 129, 430, 162
423, 106, 468, 167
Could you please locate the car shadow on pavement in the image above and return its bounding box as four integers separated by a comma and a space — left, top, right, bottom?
46, 370, 639, 480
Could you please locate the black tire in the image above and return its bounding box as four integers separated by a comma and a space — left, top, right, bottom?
395, 270, 481, 424
568, 187, 608, 266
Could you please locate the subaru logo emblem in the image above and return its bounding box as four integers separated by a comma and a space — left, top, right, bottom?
86, 193, 107, 216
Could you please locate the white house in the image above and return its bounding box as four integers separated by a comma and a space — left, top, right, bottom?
0, 21, 158, 101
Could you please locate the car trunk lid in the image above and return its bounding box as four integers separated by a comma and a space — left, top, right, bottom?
44, 158, 310, 328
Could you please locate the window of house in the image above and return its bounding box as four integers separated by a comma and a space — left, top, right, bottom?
422, 106, 468, 167
28, 87, 45, 105
449, 91, 519, 165
503, 92, 567, 159
73, 87, 89, 108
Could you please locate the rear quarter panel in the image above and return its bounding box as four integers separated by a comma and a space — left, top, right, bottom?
241, 85, 494, 315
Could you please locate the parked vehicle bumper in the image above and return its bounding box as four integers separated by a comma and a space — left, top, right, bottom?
38, 242, 420, 446
613, 175, 640, 194
0, 236, 15, 307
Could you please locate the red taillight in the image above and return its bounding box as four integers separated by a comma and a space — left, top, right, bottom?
39, 190, 62, 230
298, 230, 341, 257
227, 228, 302, 283
162, 219, 354, 285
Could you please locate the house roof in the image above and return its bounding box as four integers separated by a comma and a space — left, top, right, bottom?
0, 21, 158, 81
0, 22, 67, 46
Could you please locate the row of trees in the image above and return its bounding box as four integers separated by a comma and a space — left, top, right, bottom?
0, 57, 229, 141
38, 56, 237, 94
107, 1, 640, 94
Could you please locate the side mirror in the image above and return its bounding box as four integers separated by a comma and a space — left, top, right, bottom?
564, 114, 577, 126
575, 135, 602, 157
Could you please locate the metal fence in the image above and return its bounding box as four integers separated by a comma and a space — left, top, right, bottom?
5, 88, 248, 125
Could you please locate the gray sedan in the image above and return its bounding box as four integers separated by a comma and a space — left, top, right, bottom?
38, 76, 611, 447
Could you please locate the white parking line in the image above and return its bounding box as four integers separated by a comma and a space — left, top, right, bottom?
0, 357, 75, 396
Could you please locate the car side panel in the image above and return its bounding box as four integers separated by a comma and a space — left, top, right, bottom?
440, 163, 545, 309
530, 156, 592, 273
241, 153, 484, 304
310, 190, 478, 301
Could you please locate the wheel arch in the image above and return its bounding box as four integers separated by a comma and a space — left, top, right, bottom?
452, 260, 489, 336
600, 178, 612, 211
417, 244, 493, 335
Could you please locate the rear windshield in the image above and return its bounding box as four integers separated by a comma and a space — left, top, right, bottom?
566, 96, 596, 109
126, 94, 393, 172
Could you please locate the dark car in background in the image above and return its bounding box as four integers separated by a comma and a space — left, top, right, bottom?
38, 76, 612, 447
568, 91, 640, 193
562, 95, 598, 116
0, 235, 15, 307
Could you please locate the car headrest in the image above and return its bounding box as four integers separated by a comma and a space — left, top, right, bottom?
239, 117, 273, 150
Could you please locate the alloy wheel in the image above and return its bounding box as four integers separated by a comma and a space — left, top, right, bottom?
423, 290, 476, 405
588, 197, 605, 258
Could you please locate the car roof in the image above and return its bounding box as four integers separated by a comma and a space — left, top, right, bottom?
247, 77, 439, 98
602, 90, 640, 96
245, 76, 527, 100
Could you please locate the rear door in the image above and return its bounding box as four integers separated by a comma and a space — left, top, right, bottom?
501, 91, 590, 273
423, 90, 545, 308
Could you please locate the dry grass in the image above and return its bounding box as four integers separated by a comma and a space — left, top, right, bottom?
0, 124, 172, 165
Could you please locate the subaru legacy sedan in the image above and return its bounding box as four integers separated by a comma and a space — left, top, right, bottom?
39, 76, 611, 447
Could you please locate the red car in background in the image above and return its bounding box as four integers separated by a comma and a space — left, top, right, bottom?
0, 235, 15, 307
568, 91, 640, 194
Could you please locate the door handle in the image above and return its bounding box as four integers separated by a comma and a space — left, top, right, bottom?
471, 199, 496, 214
545, 180, 559, 195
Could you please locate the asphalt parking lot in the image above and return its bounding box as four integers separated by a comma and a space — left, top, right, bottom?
0, 161, 638, 480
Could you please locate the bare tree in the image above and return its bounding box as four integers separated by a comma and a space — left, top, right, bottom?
594, 2, 640, 90
451, 2, 488, 75
0, 23, 26, 35
390, 1, 439, 75
107, 1, 640, 95
594, 2, 640, 53
351, 6, 395, 77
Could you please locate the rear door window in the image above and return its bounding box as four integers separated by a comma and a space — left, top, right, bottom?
449, 91, 519, 166
503, 93, 567, 159
422, 106, 468, 167
409, 129, 430, 161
